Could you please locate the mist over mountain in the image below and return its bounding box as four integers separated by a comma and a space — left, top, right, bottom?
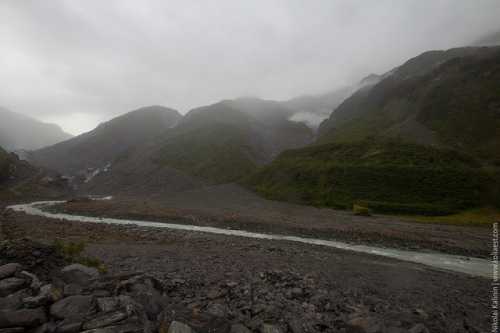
30, 106, 182, 175
318, 46, 500, 163
0, 108, 72, 151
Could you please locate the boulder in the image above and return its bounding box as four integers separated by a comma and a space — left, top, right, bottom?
60, 264, 99, 287
0, 289, 30, 311
0, 328, 25, 333
63, 284, 83, 297
0, 264, 22, 280
80, 318, 143, 333
22, 283, 60, 309
18, 271, 41, 291
0, 308, 47, 328
55, 320, 82, 333
409, 324, 429, 333
82, 311, 128, 330
0, 278, 26, 297
96, 297, 119, 313
167, 321, 195, 333
260, 324, 283, 333
230, 324, 251, 333
50, 295, 95, 320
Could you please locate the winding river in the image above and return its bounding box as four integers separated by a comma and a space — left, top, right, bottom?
7, 200, 492, 279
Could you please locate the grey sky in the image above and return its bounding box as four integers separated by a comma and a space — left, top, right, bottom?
1, 0, 499, 134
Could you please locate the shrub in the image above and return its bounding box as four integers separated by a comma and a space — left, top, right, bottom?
353, 204, 372, 216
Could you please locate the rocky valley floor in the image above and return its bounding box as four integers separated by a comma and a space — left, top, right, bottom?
0, 205, 492, 333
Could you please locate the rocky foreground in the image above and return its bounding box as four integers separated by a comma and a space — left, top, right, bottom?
0, 236, 489, 333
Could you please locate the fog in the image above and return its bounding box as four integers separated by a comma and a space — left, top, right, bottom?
1, 0, 499, 134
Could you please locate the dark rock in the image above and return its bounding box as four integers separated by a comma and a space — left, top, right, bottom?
230, 324, 251, 333
259, 324, 283, 333
348, 316, 384, 333
55, 321, 82, 333
82, 311, 128, 330
60, 264, 98, 287
0, 278, 26, 297
0, 264, 22, 280
18, 271, 41, 291
50, 295, 95, 320
0, 328, 24, 333
0, 289, 30, 311
0, 308, 47, 328
80, 317, 144, 333
206, 303, 227, 317
409, 324, 429, 333
96, 297, 119, 313
63, 284, 83, 297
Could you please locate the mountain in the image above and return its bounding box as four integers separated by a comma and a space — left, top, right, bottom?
128, 99, 313, 185
30, 105, 182, 175
282, 87, 354, 129
0, 145, 70, 201
31, 99, 313, 194
318, 46, 500, 164
473, 29, 500, 46
0, 108, 72, 151
246, 46, 500, 214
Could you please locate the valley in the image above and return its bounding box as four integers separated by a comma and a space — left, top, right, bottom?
1, 18, 499, 333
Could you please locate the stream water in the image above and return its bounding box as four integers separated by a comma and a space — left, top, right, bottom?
7, 200, 492, 279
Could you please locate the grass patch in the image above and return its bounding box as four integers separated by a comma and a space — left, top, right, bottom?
401, 207, 500, 227
53, 239, 107, 273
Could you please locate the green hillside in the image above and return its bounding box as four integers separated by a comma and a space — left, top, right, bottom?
318, 47, 500, 164
245, 140, 496, 215
0, 147, 11, 181
154, 101, 312, 184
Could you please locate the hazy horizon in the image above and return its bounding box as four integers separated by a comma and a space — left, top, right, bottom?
1, 0, 500, 135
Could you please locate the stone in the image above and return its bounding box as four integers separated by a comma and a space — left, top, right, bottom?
167, 321, 195, 333
206, 303, 227, 317
80, 321, 143, 333
63, 284, 83, 297
0, 308, 47, 328
96, 297, 119, 313
19, 271, 41, 291
50, 295, 95, 320
0, 289, 30, 311
0, 278, 26, 297
82, 311, 128, 330
56, 321, 82, 333
60, 264, 99, 287
409, 324, 429, 333
0, 264, 22, 280
230, 324, 251, 333
260, 324, 283, 333
0, 328, 24, 333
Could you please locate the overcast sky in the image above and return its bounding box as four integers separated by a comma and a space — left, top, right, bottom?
1, 0, 499, 135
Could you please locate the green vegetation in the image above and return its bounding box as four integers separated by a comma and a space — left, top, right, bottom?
402, 207, 500, 227
0, 147, 11, 181
245, 140, 497, 215
156, 123, 259, 183
318, 47, 500, 164
53, 239, 106, 272
352, 204, 372, 216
